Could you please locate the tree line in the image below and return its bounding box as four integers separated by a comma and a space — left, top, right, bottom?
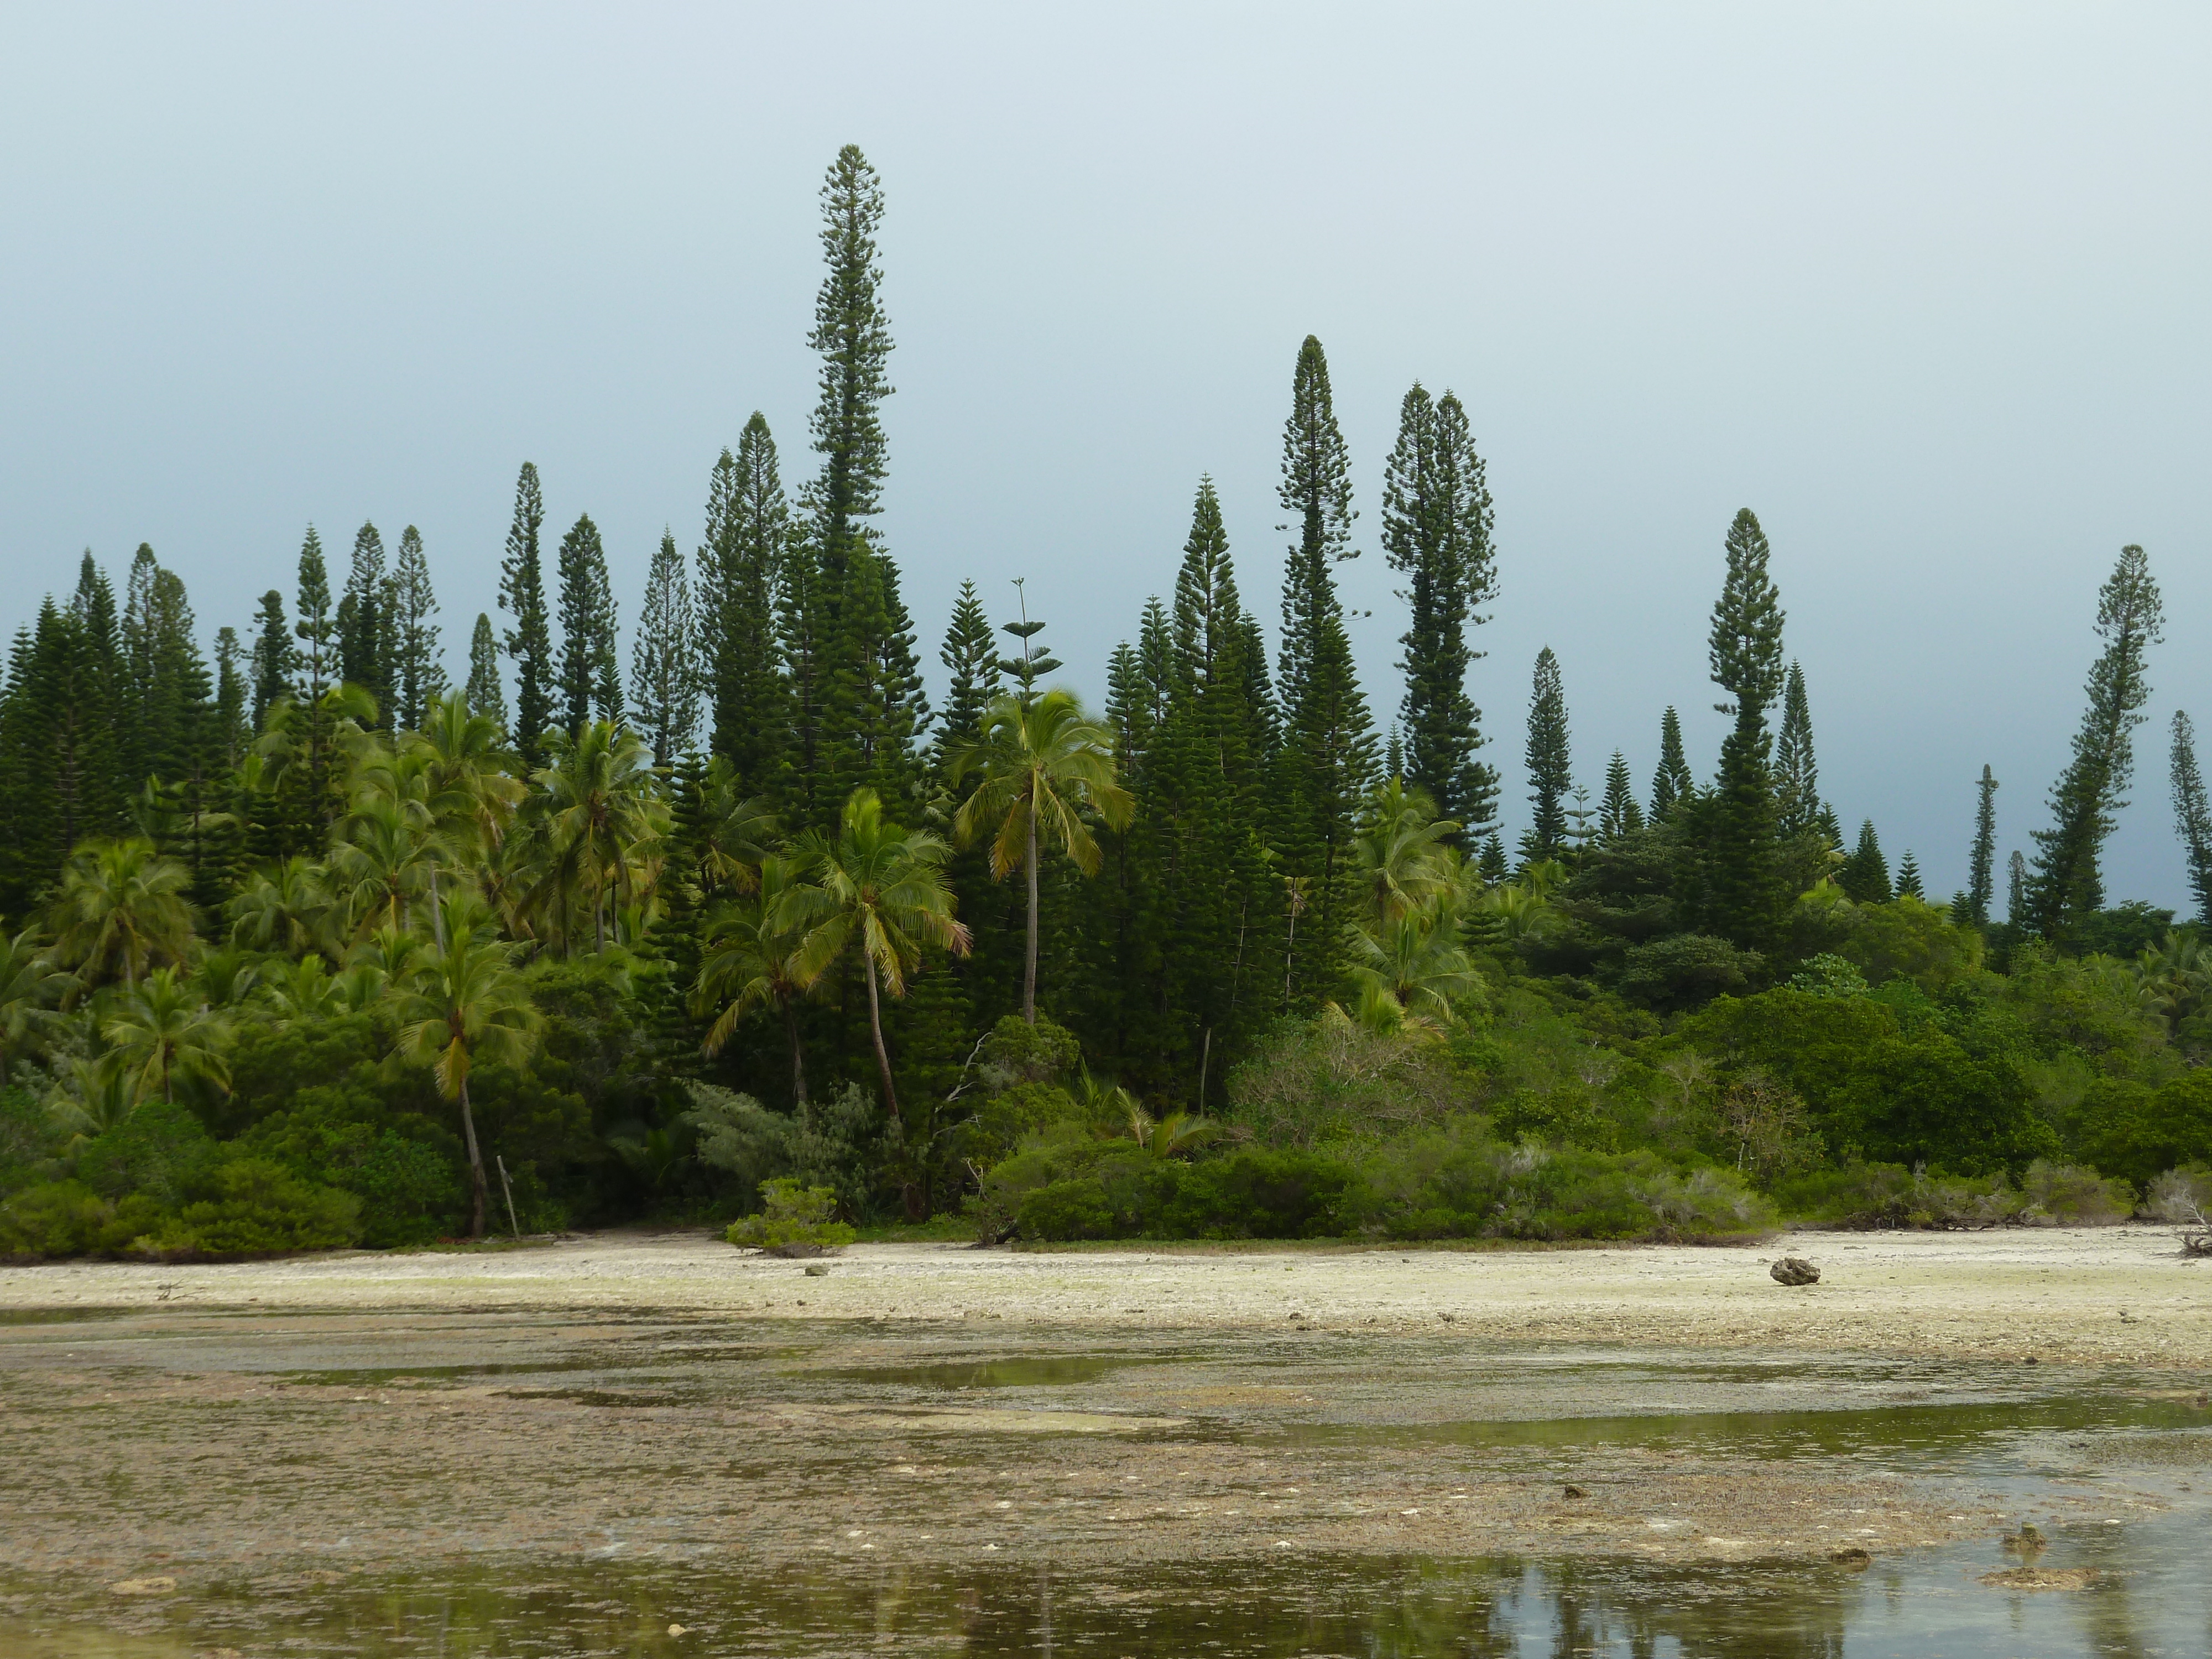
2, 142, 2206, 1249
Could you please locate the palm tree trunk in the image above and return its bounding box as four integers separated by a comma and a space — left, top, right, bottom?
863, 951, 899, 1117
429, 865, 447, 950
1023, 800, 1040, 1024
782, 997, 810, 1107
456, 1071, 489, 1239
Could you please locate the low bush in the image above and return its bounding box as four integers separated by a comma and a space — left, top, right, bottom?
138, 1159, 363, 1259
1772, 1159, 2135, 1229
1011, 1146, 1355, 1243
726, 1178, 856, 1254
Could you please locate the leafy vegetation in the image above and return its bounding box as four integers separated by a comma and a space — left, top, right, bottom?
2, 144, 2208, 1260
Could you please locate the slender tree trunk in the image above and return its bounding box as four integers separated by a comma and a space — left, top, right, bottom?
429, 865, 447, 950
782, 996, 810, 1107
456, 1071, 488, 1239
1023, 797, 1040, 1024
864, 951, 899, 1117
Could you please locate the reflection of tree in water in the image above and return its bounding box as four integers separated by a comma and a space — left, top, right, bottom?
1530, 1558, 1852, 1659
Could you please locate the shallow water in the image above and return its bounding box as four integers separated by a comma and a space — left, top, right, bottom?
2, 1306, 2207, 1656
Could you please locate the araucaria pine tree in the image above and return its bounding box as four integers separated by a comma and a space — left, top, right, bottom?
1895, 850, 1923, 900
1383, 383, 1498, 838
499, 463, 554, 761
1521, 647, 1571, 863
1272, 335, 1377, 1004
465, 613, 507, 734
389, 525, 444, 731
339, 521, 392, 723
1775, 661, 1819, 838
555, 513, 621, 734
700, 415, 792, 798
630, 530, 700, 767
248, 589, 295, 731
933, 581, 1001, 760
1651, 706, 1693, 818
2025, 544, 2163, 938
2170, 711, 2212, 926
1698, 509, 1788, 948
796, 145, 925, 817
1600, 751, 1644, 841
1839, 820, 1892, 904
1965, 764, 1999, 924
294, 526, 335, 705
2007, 849, 2029, 927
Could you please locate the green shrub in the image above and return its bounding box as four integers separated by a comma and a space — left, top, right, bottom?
1618, 934, 1762, 1011
1015, 1178, 1118, 1241
2145, 1165, 2211, 1223
2017, 1160, 2135, 1224
0, 1086, 57, 1197
138, 1159, 362, 1259
725, 1178, 855, 1254
75, 1099, 220, 1205
1341, 1120, 1768, 1241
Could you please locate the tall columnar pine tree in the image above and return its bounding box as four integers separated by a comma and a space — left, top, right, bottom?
1272, 335, 1377, 1006
630, 529, 700, 767
555, 513, 622, 734
1839, 820, 1892, 904
1651, 706, 1693, 818
1520, 647, 1571, 864
1160, 479, 1281, 1098
213, 627, 247, 769
794, 145, 923, 819
1698, 509, 1788, 948
2007, 849, 2029, 927
2025, 545, 2163, 939
1965, 764, 2000, 925
2169, 711, 2212, 927
702, 415, 794, 798
498, 463, 554, 762
390, 525, 444, 731
0, 594, 123, 912
1383, 384, 1498, 838
1775, 661, 1819, 839
1600, 752, 1645, 842
249, 590, 295, 731
290, 525, 340, 827
465, 614, 508, 734
339, 521, 392, 723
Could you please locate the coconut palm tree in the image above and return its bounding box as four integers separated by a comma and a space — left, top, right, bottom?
44, 838, 197, 993
695, 855, 817, 1105
948, 687, 1131, 1023
1352, 778, 1461, 924
1349, 862, 1481, 1028
782, 788, 970, 1119
390, 896, 542, 1237
226, 855, 338, 958
45, 1053, 138, 1145
0, 928, 71, 1071
327, 795, 442, 939
103, 967, 234, 1105
255, 953, 350, 1023
532, 721, 667, 953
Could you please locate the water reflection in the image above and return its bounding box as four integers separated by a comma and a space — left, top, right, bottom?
7, 1530, 2207, 1659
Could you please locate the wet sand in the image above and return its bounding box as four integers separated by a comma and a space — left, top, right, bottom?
3, 1223, 2206, 1366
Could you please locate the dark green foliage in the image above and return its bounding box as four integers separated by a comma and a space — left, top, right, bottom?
630, 530, 699, 766
1895, 851, 1923, 900
248, 589, 296, 731
1699, 509, 1787, 950
933, 581, 1000, 760
701, 419, 793, 797
390, 526, 444, 731
1774, 661, 1818, 839
1966, 764, 1999, 925
1009, 1145, 1354, 1242
465, 612, 507, 732
1599, 752, 1643, 842
1273, 336, 1378, 1006
1520, 648, 1570, 863
499, 462, 554, 760
2171, 712, 2212, 926
2026, 544, 2162, 938
1383, 384, 1497, 836
555, 513, 622, 734
1839, 819, 1891, 904
1618, 933, 1762, 1011
338, 521, 392, 721
1650, 706, 1692, 818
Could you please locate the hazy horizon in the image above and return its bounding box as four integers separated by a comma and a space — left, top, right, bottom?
4, 5, 2207, 910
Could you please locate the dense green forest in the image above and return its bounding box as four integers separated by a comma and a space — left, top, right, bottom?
3, 145, 2209, 1259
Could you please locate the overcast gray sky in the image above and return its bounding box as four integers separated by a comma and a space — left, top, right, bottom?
3, 4, 2207, 909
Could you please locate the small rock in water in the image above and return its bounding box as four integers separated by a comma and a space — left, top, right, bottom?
1828, 1547, 1872, 1569
667, 1624, 688, 1636
1770, 1257, 1821, 1286
804, 1264, 830, 1277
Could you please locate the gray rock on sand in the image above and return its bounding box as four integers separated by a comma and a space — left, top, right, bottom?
1770, 1256, 1821, 1286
